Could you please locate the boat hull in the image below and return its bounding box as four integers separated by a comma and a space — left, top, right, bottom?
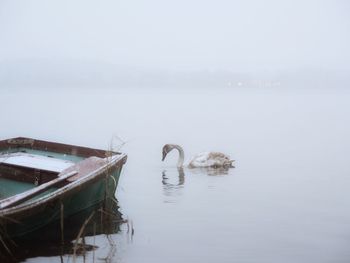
0, 137, 127, 240
1, 164, 124, 238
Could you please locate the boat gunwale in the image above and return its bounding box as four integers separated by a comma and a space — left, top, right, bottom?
0, 137, 121, 158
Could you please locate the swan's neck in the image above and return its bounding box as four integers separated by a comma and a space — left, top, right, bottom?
173, 145, 185, 167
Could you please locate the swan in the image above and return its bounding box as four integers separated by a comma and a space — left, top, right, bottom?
162, 144, 234, 168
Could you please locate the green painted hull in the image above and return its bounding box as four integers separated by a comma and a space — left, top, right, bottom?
1, 167, 122, 238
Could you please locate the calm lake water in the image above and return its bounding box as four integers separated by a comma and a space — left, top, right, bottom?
1, 86, 350, 262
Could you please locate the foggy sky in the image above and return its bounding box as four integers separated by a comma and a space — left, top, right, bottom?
0, 0, 349, 72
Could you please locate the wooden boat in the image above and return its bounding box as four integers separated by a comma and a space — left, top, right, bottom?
0, 137, 127, 239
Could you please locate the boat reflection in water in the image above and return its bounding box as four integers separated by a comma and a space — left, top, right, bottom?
0, 198, 127, 263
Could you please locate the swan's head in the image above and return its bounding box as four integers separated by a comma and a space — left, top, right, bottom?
162, 144, 175, 161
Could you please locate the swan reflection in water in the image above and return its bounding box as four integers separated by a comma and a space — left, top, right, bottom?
190, 166, 231, 176
162, 167, 185, 199
162, 165, 231, 201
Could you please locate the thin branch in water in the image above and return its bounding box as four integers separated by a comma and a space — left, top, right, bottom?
73, 211, 95, 263
0, 234, 13, 257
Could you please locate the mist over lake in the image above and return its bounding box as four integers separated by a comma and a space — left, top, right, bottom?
1, 85, 350, 262
1, 0, 350, 262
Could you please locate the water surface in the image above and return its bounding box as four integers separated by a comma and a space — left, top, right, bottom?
1, 86, 350, 262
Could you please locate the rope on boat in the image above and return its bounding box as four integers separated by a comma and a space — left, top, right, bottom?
109, 175, 117, 192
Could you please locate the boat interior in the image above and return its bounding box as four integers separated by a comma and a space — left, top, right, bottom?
0, 137, 119, 200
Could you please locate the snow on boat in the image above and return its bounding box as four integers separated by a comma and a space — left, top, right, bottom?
0, 137, 127, 239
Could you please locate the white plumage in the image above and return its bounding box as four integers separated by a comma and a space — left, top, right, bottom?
162, 144, 234, 168
188, 151, 233, 168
